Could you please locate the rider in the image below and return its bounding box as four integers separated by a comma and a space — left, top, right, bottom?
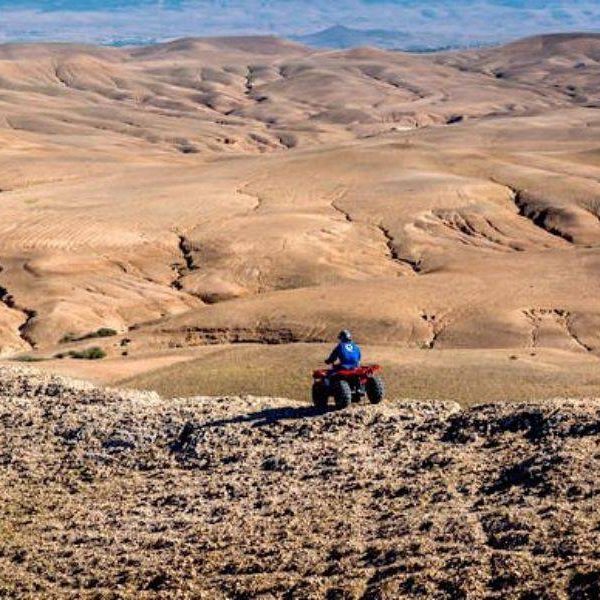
325, 329, 362, 370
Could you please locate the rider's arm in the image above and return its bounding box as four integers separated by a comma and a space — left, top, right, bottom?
325, 345, 340, 365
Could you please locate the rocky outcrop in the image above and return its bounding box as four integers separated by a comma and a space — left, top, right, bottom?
0, 367, 598, 598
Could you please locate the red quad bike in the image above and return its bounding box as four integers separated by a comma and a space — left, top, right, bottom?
312, 365, 385, 410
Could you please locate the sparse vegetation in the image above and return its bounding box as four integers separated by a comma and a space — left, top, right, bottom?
59, 333, 78, 344
177, 143, 199, 154
95, 327, 118, 338
173, 137, 199, 154
67, 346, 107, 360
11, 355, 47, 363
60, 328, 118, 344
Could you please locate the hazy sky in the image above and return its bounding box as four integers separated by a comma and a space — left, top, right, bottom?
0, 1, 598, 45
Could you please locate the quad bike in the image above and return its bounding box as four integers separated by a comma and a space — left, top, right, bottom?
312, 365, 385, 410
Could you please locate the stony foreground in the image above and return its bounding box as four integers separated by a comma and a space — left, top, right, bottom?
0, 367, 599, 599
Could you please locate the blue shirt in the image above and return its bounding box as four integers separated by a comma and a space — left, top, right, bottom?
327, 342, 362, 369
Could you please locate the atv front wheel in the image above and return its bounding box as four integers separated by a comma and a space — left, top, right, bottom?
366, 376, 385, 404
312, 382, 329, 410
333, 380, 352, 410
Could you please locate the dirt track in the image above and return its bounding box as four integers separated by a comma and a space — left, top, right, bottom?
1, 366, 598, 598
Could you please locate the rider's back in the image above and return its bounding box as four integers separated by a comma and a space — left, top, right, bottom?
337, 341, 361, 368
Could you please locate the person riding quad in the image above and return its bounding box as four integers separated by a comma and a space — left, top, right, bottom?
313, 329, 384, 409
326, 329, 362, 370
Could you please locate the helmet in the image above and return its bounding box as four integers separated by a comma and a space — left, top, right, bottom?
338, 329, 352, 342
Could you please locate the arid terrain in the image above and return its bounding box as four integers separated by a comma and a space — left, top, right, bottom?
0, 31, 599, 600
0, 32, 598, 399
1, 29, 600, 600
1, 366, 599, 598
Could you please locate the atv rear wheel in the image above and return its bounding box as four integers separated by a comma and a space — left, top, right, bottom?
366, 376, 385, 404
333, 380, 352, 410
312, 382, 329, 410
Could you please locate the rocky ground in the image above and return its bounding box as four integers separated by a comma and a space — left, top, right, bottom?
0, 366, 599, 598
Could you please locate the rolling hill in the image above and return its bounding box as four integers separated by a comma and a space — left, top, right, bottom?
0, 33, 598, 401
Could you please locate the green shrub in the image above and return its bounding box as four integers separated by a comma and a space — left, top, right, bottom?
12, 355, 47, 363
60, 333, 78, 344
69, 347, 107, 360
94, 328, 118, 338
60, 328, 117, 344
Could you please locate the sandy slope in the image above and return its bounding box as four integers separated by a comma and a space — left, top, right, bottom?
0, 34, 598, 388
1, 367, 599, 598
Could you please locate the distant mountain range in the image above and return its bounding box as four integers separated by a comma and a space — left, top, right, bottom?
102, 26, 485, 52
0, 1, 599, 48
290, 25, 490, 52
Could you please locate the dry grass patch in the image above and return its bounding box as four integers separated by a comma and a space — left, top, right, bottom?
121, 344, 600, 407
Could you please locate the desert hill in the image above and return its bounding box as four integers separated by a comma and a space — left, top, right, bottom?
0, 33, 598, 400
0, 366, 598, 598
0, 32, 594, 162
436, 33, 600, 107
